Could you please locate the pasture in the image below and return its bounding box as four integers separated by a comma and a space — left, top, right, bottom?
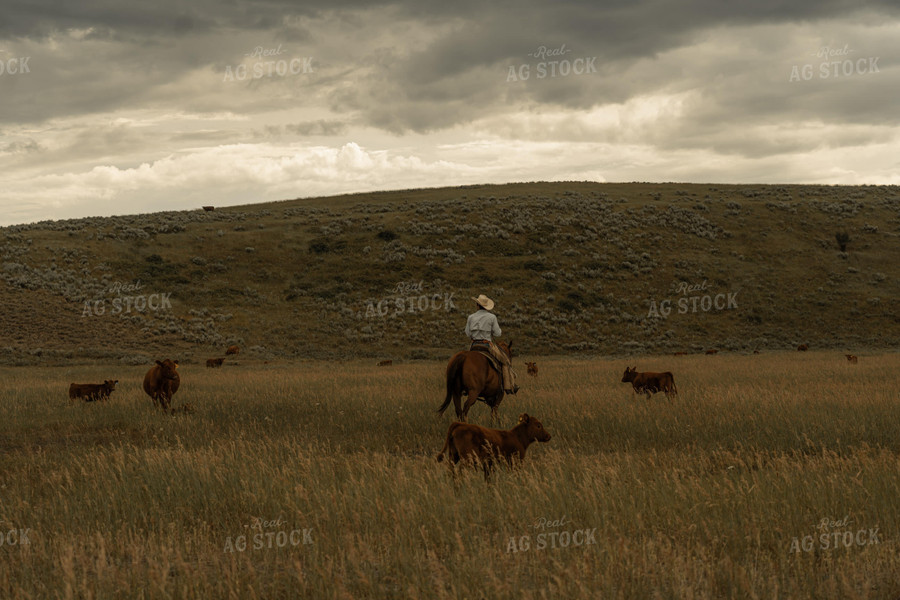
1, 352, 899, 599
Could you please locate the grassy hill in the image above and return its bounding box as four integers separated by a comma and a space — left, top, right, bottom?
2, 181, 899, 365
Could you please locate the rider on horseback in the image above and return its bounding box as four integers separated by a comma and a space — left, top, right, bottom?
466, 294, 519, 395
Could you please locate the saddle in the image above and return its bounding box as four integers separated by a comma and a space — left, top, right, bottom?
469, 343, 503, 374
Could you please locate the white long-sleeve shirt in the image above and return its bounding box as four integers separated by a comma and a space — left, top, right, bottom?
465, 309, 501, 341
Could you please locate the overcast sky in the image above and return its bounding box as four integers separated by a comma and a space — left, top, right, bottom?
0, 1, 897, 225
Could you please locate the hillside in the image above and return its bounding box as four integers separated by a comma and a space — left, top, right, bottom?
2, 181, 899, 365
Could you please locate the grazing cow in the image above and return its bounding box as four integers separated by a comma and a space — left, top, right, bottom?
143, 359, 181, 412
621, 367, 678, 399
526, 362, 538, 377
206, 357, 224, 368
705, 349, 718, 355
797, 344, 809, 351
437, 413, 551, 481
846, 354, 858, 364
68, 379, 118, 402
377, 360, 392, 366
673, 352, 688, 356
202, 206, 215, 212
225, 345, 240, 355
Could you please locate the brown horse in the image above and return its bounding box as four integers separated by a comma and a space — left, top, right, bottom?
438, 340, 513, 423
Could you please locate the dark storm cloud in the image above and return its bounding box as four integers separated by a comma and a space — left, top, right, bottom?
2, 0, 898, 132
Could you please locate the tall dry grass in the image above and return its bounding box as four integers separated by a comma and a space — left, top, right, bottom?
1, 352, 899, 598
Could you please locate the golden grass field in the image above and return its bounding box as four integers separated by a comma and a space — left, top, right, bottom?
1, 351, 899, 599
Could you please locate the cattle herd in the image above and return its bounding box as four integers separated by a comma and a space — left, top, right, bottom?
65, 346, 861, 481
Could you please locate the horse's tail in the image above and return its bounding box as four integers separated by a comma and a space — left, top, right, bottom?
438, 353, 466, 415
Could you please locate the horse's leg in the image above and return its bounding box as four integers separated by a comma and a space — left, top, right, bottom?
453, 390, 465, 421
461, 389, 478, 422
489, 397, 504, 426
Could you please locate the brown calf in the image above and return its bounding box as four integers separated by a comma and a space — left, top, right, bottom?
437, 413, 551, 481
705, 349, 718, 355
621, 367, 678, 399
225, 345, 240, 355
526, 362, 538, 377
846, 354, 858, 364
206, 357, 225, 368
797, 344, 809, 351
68, 380, 118, 402
377, 360, 392, 366
143, 359, 181, 412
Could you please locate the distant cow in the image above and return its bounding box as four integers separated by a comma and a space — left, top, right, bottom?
797, 344, 809, 351
846, 354, 858, 364
621, 367, 678, 399
705, 349, 718, 355
202, 206, 215, 212
225, 345, 240, 355
673, 352, 688, 356
526, 362, 538, 376
206, 357, 224, 368
68, 379, 118, 402
437, 413, 551, 481
377, 360, 392, 366
753, 350, 760, 354
143, 359, 181, 412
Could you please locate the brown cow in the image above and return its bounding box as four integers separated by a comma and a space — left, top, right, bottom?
436, 413, 551, 481
226, 345, 240, 355
526, 362, 538, 377
377, 360, 392, 366
797, 344, 809, 351
705, 349, 718, 355
206, 357, 224, 368
143, 359, 181, 412
68, 380, 118, 402
621, 367, 677, 399
753, 350, 760, 354
846, 354, 858, 364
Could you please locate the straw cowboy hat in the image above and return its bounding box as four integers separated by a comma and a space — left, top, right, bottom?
472, 294, 495, 311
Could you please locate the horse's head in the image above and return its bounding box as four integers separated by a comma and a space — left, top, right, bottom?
496, 340, 513, 360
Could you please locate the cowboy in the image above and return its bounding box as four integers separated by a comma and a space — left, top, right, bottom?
465, 294, 518, 394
